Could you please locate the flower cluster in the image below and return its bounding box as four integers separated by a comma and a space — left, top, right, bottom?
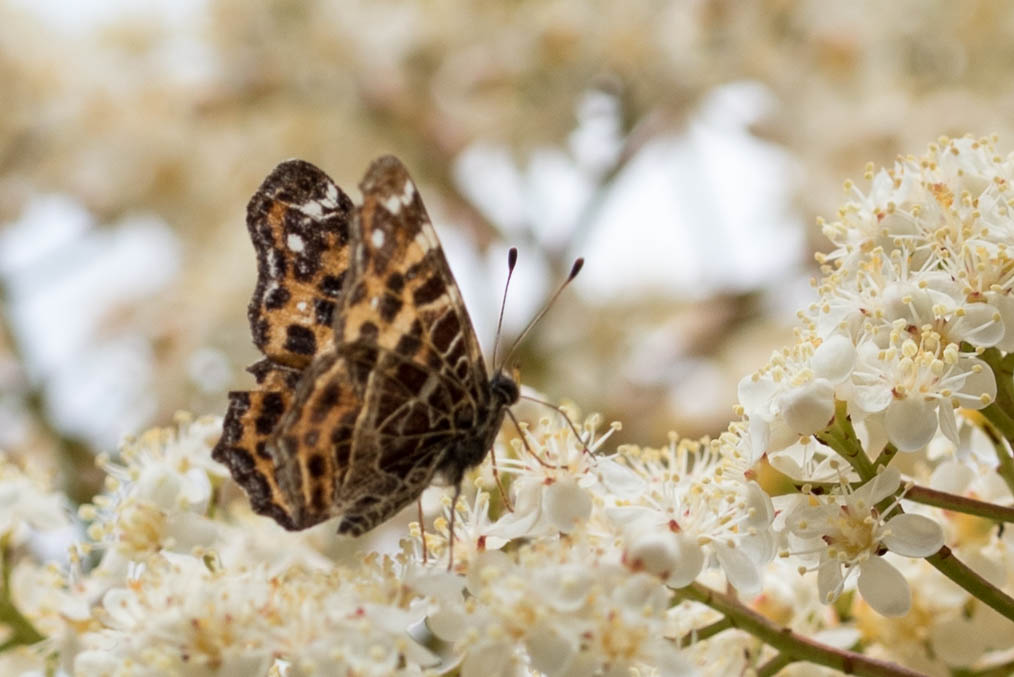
5, 136, 1014, 675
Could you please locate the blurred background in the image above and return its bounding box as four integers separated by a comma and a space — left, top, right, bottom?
3, 0, 1014, 503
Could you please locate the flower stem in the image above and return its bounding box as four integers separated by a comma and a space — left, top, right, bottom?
814, 400, 875, 480
763, 455, 1014, 523
951, 656, 1014, 676
756, 653, 795, 677
675, 582, 927, 677
676, 617, 733, 648
903, 484, 1014, 523
978, 405, 1014, 496
924, 545, 1014, 623
872, 443, 898, 471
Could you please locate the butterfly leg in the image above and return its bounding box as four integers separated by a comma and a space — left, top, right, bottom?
489, 446, 514, 512
417, 496, 429, 565
505, 409, 558, 469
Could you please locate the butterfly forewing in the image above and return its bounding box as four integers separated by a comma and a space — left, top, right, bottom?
338, 156, 489, 394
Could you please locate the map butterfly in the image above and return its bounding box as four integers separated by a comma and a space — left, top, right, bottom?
213, 156, 570, 539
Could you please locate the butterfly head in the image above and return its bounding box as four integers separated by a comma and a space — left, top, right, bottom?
490, 370, 520, 408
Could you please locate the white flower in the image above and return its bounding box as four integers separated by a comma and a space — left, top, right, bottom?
437, 540, 692, 677
604, 433, 775, 597
491, 412, 614, 538
0, 454, 70, 544
850, 332, 995, 451
784, 467, 944, 616
738, 334, 853, 458
82, 418, 229, 564
75, 552, 436, 676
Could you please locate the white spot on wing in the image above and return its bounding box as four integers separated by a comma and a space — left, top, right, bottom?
370, 296, 380, 309
286, 233, 305, 252
299, 201, 323, 218
401, 179, 415, 204
371, 229, 385, 248
414, 231, 433, 252
296, 301, 308, 312
381, 195, 401, 214
323, 182, 339, 207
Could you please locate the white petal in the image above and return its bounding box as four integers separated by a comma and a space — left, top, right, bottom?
929, 616, 988, 666
812, 334, 857, 383
779, 378, 835, 436
954, 302, 1004, 347
884, 283, 933, 326
766, 417, 802, 454
556, 654, 600, 677
747, 415, 771, 459
668, 535, 705, 588
543, 480, 591, 532
938, 402, 959, 446
426, 605, 469, 642
179, 467, 212, 509
743, 482, 775, 529
929, 461, 973, 494
714, 542, 762, 597
855, 466, 901, 505
785, 504, 833, 539
624, 530, 679, 580
537, 565, 595, 614
816, 557, 844, 604
857, 556, 911, 616
738, 530, 777, 566
988, 291, 1014, 351
852, 384, 893, 414
526, 624, 575, 676
956, 357, 997, 410
465, 550, 514, 596
488, 480, 543, 538
596, 459, 646, 497
885, 398, 938, 451
460, 641, 515, 677
75, 651, 128, 676
135, 466, 182, 511
738, 374, 779, 414
883, 513, 944, 557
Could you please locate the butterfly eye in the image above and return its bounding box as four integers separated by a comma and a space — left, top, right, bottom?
490, 372, 520, 405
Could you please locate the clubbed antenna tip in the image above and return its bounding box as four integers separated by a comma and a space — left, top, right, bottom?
568, 257, 584, 280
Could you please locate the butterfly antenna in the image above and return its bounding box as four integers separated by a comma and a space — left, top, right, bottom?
497, 257, 584, 372
491, 247, 519, 369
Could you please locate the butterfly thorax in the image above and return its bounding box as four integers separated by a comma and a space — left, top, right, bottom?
435, 371, 519, 486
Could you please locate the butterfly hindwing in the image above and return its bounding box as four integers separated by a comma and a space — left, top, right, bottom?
269, 349, 367, 529
213, 360, 302, 529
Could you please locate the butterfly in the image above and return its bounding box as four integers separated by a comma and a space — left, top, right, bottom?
213, 155, 538, 538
